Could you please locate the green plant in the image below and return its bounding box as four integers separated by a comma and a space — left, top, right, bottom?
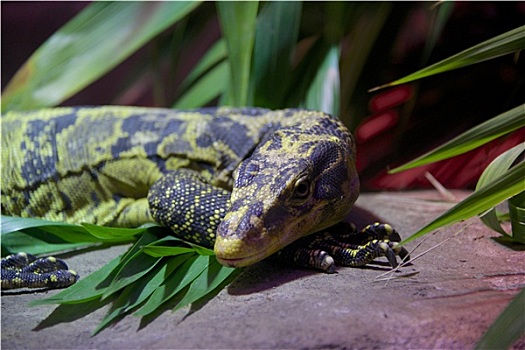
376, 25, 524, 349
1, 2, 523, 344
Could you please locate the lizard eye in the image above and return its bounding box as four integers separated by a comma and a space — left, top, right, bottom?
293, 177, 311, 200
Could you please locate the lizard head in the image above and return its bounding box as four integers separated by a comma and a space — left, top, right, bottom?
214, 119, 359, 267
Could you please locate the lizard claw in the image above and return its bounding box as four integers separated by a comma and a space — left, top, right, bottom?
275, 222, 410, 271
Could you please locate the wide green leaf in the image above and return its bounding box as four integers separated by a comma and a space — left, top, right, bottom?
251, 1, 302, 108
2, 1, 200, 111
216, 1, 259, 106
401, 161, 525, 244
1, 216, 122, 255
371, 25, 525, 91
1, 230, 93, 256
389, 104, 525, 173
0, 215, 154, 255
1, 215, 78, 234
303, 45, 341, 116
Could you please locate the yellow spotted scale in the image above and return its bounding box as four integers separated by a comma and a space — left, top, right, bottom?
1, 106, 409, 289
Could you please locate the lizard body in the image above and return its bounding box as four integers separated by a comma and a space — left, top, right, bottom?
1, 106, 408, 288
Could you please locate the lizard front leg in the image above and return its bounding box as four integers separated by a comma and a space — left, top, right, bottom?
276, 222, 410, 273
148, 169, 230, 249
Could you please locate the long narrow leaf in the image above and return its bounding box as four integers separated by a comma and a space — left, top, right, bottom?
1, 215, 78, 234
81, 223, 158, 240
509, 191, 525, 242
340, 2, 392, 124
134, 254, 209, 317
92, 255, 188, 335
252, 1, 302, 108
303, 45, 341, 116
173, 60, 229, 108
142, 245, 196, 257
1, 230, 93, 256
173, 256, 240, 311
371, 25, 525, 91
477, 143, 525, 236
216, 1, 259, 106
475, 288, 525, 349
2, 1, 200, 111
1, 216, 151, 255
401, 161, 525, 244
420, 2, 454, 64
389, 104, 525, 173
101, 253, 161, 299
178, 39, 227, 93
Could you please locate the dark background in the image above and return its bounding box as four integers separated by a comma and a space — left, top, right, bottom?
2, 1, 524, 190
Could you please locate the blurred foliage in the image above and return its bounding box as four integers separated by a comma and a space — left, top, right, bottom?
1, 1, 524, 344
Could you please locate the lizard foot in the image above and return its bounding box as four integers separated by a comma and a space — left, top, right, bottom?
276, 222, 410, 273
1, 252, 79, 290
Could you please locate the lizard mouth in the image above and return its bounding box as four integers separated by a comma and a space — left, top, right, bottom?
215, 256, 249, 268
214, 237, 279, 268
215, 249, 271, 268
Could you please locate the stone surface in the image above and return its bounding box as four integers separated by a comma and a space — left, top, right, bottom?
2, 191, 524, 349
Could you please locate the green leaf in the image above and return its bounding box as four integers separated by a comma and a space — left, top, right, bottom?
141, 245, 196, 257
1, 229, 93, 256
420, 1, 454, 65
101, 252, 161, 300
133, 254, 209, 317
371, 25, 525, 91
1, 216, 152, 256
303, 45, 341, 116
216, 1, 259, 106
477, 143, 525, 236
92, 255, 187, 335
140, 234, 213, 256
173, 60, 229, 108
2, 1, 200, 111
509, 191, 525, 243
172, 256, 240, 311
389, 104, 525, 173
187, 244, 215, 256
402, 161, 525, 245
81, 222, 157, 240
1, 215, 79, 234
475, 288, 525, 349
339, 2, 392, 122
251, 1, 302, 108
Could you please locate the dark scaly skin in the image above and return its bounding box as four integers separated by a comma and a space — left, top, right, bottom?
1, 106, 409, 289
1, 252, 78, 289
